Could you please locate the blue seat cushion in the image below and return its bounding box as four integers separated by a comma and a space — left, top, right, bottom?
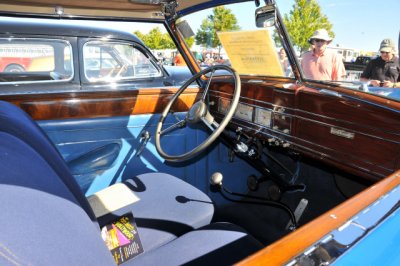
128, 173, 214, 230
130, 222, 263, 266
98, 172, 214, 252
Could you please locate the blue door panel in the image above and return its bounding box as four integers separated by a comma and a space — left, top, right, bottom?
38, 114, 260, 205
39, 113, 197, 194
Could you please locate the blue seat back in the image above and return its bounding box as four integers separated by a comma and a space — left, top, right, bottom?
0, 101, 97, 222
0, 101, 115, 265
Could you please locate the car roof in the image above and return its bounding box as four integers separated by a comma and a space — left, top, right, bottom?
0, 17, 144, 43
0, 0, 222, 20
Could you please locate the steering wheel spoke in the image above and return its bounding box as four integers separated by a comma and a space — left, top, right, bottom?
201, 117, 220, 131
160, 119, 186, 136
201, 68, 216, 102
155, 64, 241, 162
200, 111, 218, 131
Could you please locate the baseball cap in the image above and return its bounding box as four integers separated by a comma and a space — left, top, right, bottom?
379, 38, 395, 52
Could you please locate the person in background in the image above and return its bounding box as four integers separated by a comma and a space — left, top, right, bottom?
301, 29, 346, 81
173, 51, 186, 66
279, 48, 289, 72
360, 38, 400, 88
216, 56, 225, 64
204, 53, 214, 66
194, 51, 203, 64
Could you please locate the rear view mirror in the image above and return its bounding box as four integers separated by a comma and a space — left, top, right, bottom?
255, 5, 276, 28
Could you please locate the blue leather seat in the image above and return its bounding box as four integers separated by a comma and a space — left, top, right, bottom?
0, 101, 262, 265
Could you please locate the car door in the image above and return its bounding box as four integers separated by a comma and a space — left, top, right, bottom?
32, 34, 208, 195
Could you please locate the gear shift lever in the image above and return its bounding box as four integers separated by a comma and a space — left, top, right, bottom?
210, 172, 223, 186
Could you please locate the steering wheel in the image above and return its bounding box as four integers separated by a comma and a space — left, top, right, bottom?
155, 64, 241, 162
114, 63, 129, 78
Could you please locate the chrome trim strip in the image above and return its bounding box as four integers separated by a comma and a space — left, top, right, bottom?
215, 95, 400, 144
212, 91, 400, 137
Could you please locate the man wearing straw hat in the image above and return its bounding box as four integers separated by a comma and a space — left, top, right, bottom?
301, 29, 346, 81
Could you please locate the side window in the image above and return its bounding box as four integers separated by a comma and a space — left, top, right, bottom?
83, 41, 161, 82
0, 38, 73, 83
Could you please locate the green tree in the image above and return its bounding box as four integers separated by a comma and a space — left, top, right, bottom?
134, 28, 173, 49
185, 37, 195, 48
134, 27, 194, 49
195, 6, 240, 49
149, 28, 175, 49
280, 0, 334, 54
133, 30, 146, 43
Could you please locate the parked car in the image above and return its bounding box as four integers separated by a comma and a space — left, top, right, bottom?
0, 57, 31, 72
0, 19, 192, 93
0, 1, 399, 266
344, 55, 374, 71
0, 43, 51, 72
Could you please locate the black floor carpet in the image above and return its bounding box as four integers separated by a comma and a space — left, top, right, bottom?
212, 151, 369, 246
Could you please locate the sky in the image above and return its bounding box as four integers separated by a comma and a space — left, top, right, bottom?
0, 0, 398, 53
218, 0, 400, 53
120, 0, 399, 53
277, 0, 400, 52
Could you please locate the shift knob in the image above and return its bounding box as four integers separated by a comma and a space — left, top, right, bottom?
210, 172, 223, 186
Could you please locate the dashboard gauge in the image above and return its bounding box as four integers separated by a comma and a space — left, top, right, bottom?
254, 108, 272, 127
218, 98, 231, 114
235, 103, 253, 121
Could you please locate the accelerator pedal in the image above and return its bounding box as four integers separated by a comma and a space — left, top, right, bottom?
286, 198, 308, 230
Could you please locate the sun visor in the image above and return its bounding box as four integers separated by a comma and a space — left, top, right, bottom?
0, 0, 214, 19
0, 0, 164, 19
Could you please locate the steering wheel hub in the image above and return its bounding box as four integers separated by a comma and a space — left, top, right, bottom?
186, 101, 206, 124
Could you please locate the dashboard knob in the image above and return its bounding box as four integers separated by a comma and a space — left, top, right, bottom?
283, 143, 290, 148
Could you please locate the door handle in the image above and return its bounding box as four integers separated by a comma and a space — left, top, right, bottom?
136, 130, 151, 157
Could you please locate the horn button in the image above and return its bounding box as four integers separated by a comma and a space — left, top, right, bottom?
186, 101, 206, 124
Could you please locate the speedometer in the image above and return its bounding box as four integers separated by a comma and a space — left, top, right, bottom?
235, 103, 253, 121
218, 98, 231, 114
254, 107, 272, 127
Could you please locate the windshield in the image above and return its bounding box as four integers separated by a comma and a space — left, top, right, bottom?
180, 2, 292, 79
178, 0, 400, 101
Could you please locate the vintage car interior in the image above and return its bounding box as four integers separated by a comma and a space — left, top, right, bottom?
0, 0, 400, 265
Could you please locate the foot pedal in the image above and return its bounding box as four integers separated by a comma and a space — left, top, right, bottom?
247, 175, 259, 191
286, 198, 308, 230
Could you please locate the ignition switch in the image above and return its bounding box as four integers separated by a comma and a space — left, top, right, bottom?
247, 138, 262, 160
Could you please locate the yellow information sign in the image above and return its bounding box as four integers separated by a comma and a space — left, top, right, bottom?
217, 29, 283, 76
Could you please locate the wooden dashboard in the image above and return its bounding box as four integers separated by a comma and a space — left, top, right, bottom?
209, 77, 400, 182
